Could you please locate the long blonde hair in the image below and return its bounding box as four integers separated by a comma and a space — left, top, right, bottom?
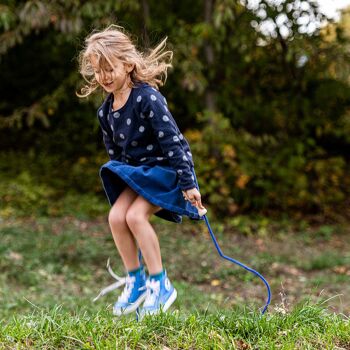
77, 24, 173, 97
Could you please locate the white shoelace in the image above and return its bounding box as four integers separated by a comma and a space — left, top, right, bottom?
93, 258, 132, 302
142, 279, 160, 307
117, 275, 136, 303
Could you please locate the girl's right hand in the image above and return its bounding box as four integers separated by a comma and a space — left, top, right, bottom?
182, 188, 205, 209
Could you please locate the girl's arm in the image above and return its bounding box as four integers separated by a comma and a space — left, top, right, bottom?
142, 90, 197, 191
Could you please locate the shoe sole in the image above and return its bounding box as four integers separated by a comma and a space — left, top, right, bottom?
113, 292, 147, 316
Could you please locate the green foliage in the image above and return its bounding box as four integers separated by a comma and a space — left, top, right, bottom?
0, 0, 350, 218
0, 151, 109, 219
187, 111, 350, 218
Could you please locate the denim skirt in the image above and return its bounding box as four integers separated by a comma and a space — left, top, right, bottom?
99, 160, 204, 223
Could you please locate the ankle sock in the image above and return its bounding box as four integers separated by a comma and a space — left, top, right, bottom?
127, 265, 143, 276
149, 269, 165, 281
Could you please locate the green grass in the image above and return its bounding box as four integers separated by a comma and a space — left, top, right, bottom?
1, 301, 349, 349
1, 214, 350, 348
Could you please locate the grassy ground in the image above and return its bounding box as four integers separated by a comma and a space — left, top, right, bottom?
0, 213, 349, 348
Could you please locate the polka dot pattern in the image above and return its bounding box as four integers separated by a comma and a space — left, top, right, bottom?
99, 85, 196, 190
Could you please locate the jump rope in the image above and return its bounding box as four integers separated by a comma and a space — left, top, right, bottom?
93, 202, 271, 316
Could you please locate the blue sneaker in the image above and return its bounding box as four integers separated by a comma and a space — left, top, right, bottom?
139, 270, 177, 319
113, 266, 147, 316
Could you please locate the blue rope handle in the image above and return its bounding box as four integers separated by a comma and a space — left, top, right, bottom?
202, 213, 271, 314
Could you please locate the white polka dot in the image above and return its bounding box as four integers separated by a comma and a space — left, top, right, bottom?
146, 144, 153, 151
163, 97, 167, 105
164, 105, 168, 112
113, 112, 120, 118
126, 118, 131, 125
140, 113, 145, 119
110, 124, 114, 131
187, 151, 192, 157
119, 133, 125, 139
177, 169, 183, 175
152, 87, 158, 92
158, 131, 164, 138
126, 159, 129, 163
139, 126, 145, 132
191, 175, 195, 181
168, 151, 174, 157
150, 94, 157, 101
98, 109, 103, 117
157, 157, 164, 161
131, 141, 138, 146
149, 111, 154, 118
173, 136, 179, 142
140, 157, 147, 161
137, 96, 142, 102
108, 149, 114, 155
179, 134, 184, 140
102, 130, 108, 136
162, 115, 169, 122
183, 155, 188, 161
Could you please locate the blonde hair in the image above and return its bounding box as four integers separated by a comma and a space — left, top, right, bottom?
77, 24, 173, 97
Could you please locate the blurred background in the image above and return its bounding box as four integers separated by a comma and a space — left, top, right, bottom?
1, 0, 350, 320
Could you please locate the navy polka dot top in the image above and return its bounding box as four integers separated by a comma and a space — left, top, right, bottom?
97, 82, 197, 191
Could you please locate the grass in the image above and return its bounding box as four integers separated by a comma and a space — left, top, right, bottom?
1, 301, 349, 349
1, 212, 350, 348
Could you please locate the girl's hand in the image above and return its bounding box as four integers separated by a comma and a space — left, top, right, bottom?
182, 188, 205, 209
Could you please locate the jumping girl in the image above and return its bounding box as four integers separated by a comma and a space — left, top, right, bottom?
77, 24, 205, 318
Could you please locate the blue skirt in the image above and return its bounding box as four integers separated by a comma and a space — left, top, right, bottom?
99, 160, 204, 223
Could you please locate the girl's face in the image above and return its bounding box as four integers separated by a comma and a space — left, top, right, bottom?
90, 54, 133, 93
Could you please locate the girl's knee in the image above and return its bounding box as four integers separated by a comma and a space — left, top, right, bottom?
125, 207, 147, 229
108, 206, 127, 228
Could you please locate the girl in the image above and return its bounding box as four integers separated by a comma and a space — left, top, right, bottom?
77, 24, 205, 318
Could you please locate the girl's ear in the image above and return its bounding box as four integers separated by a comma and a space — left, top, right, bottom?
125, 63, 135, 73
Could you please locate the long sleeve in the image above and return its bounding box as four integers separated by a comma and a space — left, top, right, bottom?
98, 109, 122, 161
141, 90, 197, 191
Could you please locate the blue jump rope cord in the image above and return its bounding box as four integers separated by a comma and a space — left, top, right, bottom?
138, 213, 271, 315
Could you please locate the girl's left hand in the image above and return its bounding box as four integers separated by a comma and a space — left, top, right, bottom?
182, 188, 205, 209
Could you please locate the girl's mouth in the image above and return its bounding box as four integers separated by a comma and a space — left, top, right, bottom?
104, 82, 113, 87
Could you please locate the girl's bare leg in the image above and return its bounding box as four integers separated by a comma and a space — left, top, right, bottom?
125, 196, 163, 275
108, 186, 140, 271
